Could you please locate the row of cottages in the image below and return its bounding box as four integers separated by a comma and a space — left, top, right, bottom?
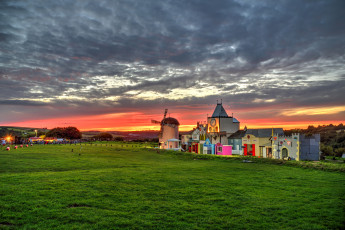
229, 128, 284, 158
181, 101, 321, 160
229, 128, 321, 160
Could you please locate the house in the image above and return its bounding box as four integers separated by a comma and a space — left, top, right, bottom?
228, 130, 246, 155
181, 131, 193, 151
186, 122, 208, 153
241, 128, 284, 158
272, 133, 320, 161
215, 143, 232, 155
203, 138, 215, 154
191, 128, 200, 153
207, 101, 240, 145
192, 128, 201, 142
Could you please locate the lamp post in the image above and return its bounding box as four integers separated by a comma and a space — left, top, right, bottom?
35, 129, 37, 137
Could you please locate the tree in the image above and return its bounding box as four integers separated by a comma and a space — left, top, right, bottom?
46, 127, 82, 139
64, 127, 82, 139
307, 125, 315, 131
320, 144, 334, 156
46, 127, 65, 138
93, 132, 113, 140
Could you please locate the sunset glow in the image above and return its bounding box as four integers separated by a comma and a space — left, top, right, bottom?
2, 105, 344, 132
1, 1, 344, 132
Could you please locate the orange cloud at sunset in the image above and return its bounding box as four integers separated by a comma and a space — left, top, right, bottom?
2, 105, 344, 132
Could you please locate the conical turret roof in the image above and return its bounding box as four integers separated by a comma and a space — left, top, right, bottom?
212, 103, 229, 118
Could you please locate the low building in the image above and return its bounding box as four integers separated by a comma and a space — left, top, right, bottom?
242, 128, 284, 157
272, 133, 320, 161
228, 130, 246, 155
203, 138, 215, 155
181, 132, 192, 151
215, 143, 232, 155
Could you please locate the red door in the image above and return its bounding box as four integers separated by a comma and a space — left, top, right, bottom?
244, 144, 247, 156
252, 144, 255, 156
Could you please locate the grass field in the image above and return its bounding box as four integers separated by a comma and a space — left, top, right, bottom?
0, 143, 344, 229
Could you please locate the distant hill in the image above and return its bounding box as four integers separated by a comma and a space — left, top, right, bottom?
0, 126, 49, 138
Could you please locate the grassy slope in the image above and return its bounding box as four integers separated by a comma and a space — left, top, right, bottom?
0, 144, 344, 229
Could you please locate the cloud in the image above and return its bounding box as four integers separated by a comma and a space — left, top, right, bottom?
0, 0, 344, 129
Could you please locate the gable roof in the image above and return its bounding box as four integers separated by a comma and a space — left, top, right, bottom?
212, 103, 229, 117
192, 128, 200, 135
245, 128, 284, 137
204, 138, 212, 145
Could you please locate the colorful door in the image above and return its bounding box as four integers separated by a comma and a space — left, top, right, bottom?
244, 144, 247, 156
252, 144, 255, 156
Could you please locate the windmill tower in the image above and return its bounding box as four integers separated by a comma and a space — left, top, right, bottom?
151, 109, 180, 149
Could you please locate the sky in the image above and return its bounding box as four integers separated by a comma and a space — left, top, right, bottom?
0, 0, 344, 131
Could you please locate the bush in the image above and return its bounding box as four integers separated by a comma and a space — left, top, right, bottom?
320, 144, 334, 156
334, 148, 345, 157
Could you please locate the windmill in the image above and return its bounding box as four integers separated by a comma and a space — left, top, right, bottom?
151, 109, 180, 149
151, 109, 168, 138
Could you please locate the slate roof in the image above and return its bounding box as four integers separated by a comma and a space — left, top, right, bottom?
212, 103, 229, 117
245, 128, 284, 137
233, 117, 240, 123
229, 130, 246, 139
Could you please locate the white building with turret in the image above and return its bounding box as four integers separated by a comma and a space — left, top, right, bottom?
207, 101, 240, 145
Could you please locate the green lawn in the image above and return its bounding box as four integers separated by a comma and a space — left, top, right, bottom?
0, 143, 344, 229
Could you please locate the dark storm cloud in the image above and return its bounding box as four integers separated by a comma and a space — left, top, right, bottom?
0, 100, 47, 106
0, 0, 345, 121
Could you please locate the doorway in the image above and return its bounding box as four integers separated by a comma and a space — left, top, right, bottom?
266, 147, 272, 158
282, 148, 288, 159
244, 144, 255, 156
